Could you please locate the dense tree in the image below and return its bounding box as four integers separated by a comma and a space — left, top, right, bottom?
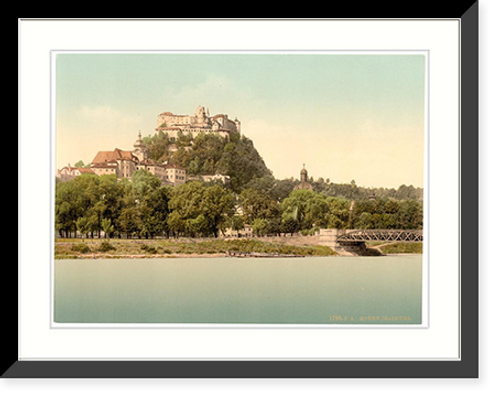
167, 181, 235, 237
351, 198, 423, 230
75, 216, 93, 238
281, 190, 330, 232
117, 206, 140, 238
130, 169, 172, 238
251, 218, 267, 236
101, 218, 115, 238
143, 131, 171, 162
144, 131, 272, 193
238, 188, 280, 224
269, 178, 297, 203
228, 215, 245, 231
311, 179, 422, 202
55, 174, 102, 237
55, 166, 423, 239
326, 197, 351, 229
355, 212, 373, 229
394, 200, 423, 229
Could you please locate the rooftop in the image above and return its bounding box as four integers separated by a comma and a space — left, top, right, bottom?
91, 148, 138, 165
163, 162, 185, 170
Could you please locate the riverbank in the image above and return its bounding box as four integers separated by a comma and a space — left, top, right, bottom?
369, 242, 423, 255
54, 238, 337, 259
55, 238, 423, 259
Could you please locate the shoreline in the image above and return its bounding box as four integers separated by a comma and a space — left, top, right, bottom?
54, 238, 422, 259
55, 253, 334, 260
56, 253, 229, 260
54, 252, 421, 260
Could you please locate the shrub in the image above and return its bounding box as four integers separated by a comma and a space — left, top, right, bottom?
380, 243, 422, 254
310, 245, 336, 256
71, 243, 91, 254
97, 241, 116, 252
140, 244, 158, 254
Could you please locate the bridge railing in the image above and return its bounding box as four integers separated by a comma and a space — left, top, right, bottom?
336, 229, 423, 243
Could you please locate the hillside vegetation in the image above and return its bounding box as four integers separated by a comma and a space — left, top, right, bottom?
144, 130, 271, 193
56, 131, 424, 240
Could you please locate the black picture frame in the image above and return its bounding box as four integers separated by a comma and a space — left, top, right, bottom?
8, 8, 478, 378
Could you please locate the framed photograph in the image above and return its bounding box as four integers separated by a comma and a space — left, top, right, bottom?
10, 10, 478, 378
52, 53, 430, 329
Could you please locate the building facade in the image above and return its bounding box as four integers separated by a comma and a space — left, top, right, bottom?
88, 132, 186, 186
56, 165, 95, 181
156, 106, 240, 140
222, 224, 253, 238
200, 173, 231, 186
163, 162, 187, 187
90, 148, 139, 179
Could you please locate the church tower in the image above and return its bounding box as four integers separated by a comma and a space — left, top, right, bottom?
133, 131, 148, 161
293, 164, 313, 191
300, 164, 308, 182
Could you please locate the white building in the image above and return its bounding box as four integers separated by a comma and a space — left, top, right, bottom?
162, 162, 187, 187
200, 173, 231, 186
88, 132, 186, 186
56, 165, 95, 181
222, 224, 253, 238
156, 106, 240, 141
90, 148, 139, 179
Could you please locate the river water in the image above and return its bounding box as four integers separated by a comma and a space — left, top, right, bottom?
54, 256, 422, 325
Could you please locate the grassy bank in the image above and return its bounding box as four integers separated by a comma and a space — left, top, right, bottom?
375, 242, 423, 255
54, 238, 337, 259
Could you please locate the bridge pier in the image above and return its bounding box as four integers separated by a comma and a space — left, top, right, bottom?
318, 229, 341, 250
337, 240, 367, 255
319, 229, 366, 255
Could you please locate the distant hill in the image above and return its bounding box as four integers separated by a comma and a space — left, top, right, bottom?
143, 130, 423, 201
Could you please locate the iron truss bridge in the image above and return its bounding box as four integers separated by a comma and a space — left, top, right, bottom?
337, 230, 423, 243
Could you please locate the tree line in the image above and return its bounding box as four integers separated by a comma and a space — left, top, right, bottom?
55, 169, 423, 239
142, 130, 423, 202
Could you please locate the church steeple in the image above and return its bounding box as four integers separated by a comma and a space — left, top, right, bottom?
300, 163, 308, 182
134, 130, 145, 148
294, 163, 313, 191
133, 130, 147, 161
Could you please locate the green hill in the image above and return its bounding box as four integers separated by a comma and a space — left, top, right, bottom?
143, 131, 272, 193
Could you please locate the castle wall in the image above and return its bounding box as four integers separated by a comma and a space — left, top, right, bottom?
157, 114, 193, 127
156, 107, 237, 138
213, 116, 237, 132
158, 127, 229, 140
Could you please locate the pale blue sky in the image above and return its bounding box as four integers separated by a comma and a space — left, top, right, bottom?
56, 53, 425, 188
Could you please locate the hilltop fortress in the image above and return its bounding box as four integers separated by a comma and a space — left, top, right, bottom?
57, 106, 238, 187
156, 106, 240, 140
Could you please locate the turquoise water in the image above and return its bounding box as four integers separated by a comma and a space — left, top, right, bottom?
54, 256, 422, 324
